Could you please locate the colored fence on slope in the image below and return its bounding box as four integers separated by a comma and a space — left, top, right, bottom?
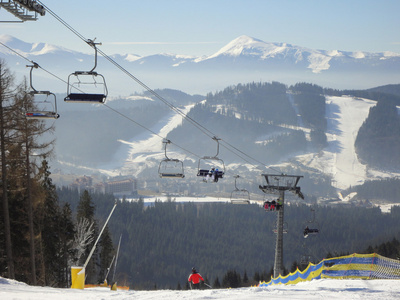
258, 253, 400, 287
258, 261, 323, 287
322, 253, 400, 280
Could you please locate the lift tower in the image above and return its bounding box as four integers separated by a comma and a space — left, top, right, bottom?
0, 0, 45, 22
259, 174, 304, 278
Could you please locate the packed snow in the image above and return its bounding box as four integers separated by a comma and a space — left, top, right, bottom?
117, 104, 195, 177
295, 95, 400, 190
1, 276, 400, 299
110, 94, 399, 192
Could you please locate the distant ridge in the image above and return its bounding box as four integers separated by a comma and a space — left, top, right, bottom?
1, 34, 399, 96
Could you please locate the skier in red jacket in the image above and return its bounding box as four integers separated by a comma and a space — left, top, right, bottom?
188, 267, 204, 289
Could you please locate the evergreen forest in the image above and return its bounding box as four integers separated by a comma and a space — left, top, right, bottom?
1, 56, 400, 292
58, 188, 400, 289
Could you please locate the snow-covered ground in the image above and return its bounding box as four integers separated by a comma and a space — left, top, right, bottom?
78, 95, 399, 192
117, 104, 195, 177
1, 277, 400, 299
295, 96, 400, 190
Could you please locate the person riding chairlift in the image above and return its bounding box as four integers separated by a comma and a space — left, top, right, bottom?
264, 200, 277, 211
264, 201, 270, 210
203, 167, 215, 182
270, 200, 276, 210
276, 198, 283, 211
304, 226, 319, 238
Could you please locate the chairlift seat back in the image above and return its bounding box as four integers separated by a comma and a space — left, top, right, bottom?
197, 169, 224, 178
64, 93, 106, 103
159, 173, 185, 178
25, 111, 60, 119
231, 199, 250, 205
158, 157, 185, 178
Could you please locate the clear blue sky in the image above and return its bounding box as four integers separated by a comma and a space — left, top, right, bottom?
1, 0, 399, 56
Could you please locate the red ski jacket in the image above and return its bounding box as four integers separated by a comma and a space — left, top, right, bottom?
188, 272, 204, 284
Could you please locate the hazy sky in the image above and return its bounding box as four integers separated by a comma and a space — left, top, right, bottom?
1, 0, 399, 56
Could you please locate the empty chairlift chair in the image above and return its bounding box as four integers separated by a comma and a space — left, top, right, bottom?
230, 175, 250, 204
158, 139, 185, 178
65, 39, 108, 104
25, 63, 60, 120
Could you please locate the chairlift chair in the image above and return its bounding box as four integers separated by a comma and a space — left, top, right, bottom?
300, 254, 312, 267
158, 139, 185, 178
230, 175, 250, 204
197, 136, 225, 183
303, 208, 320, 238
64, 39, 108, 103
25, 63, 60, 119
263, 195, 282, 212
272, 222, 288, 234
300, 241, 315, 266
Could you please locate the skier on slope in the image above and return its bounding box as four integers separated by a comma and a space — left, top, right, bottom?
188, 267, 204, 289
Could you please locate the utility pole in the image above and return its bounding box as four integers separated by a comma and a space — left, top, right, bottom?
259, 174, 304, 278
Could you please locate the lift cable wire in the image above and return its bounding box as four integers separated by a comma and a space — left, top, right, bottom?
2, 42, 263, 190
0, 41, 212, 168
0, 46, 277, 192
36, 1, 214, 139
0, 41, 69, 88
33, 1, 282, 174
103, 103, 200, 160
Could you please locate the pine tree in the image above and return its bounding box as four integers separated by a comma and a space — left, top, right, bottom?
13, 79, 55, 285
222, 269, 241, 288
0, 59, 16, 279
36, 159, 63, 286
290, 261, 299, 273
213, 276, 221, 289
76, 190, 98, 283
59, 203, 76, 288
242, 270, 249, 285
98, 225, 114, 284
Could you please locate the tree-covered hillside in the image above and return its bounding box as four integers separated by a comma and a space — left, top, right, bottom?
167, 82, 307, 164
355, 99, 400, 170
49, 80, 400, 181
58, 189, 400, 290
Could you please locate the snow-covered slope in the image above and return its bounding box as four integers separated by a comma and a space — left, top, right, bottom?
1, 276, 400, 300
110, 104, 195, 177
294, 96, 400, 189
98, 94, 400, 192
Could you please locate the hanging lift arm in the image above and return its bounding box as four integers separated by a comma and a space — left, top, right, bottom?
25, 62, 59, 119
65, 38, 108, 103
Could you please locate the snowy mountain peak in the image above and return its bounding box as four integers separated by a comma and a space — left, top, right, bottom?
0, 34, 74, 56
0, 34, 33, 53
208, 35, 284, 59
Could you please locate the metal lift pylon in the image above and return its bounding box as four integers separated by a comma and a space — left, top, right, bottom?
259, 174, 304, 278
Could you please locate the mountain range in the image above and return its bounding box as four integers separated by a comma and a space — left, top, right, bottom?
1, 34, 399, 201
45, 82, 400, 202
1, 34, 400, 96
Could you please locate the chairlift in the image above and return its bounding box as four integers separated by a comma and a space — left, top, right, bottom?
263, 196, 283, 212
64, 39, 108, 103
272, 222, 288, 234
197, 136, 225, 183
259, 174, 304, 199
158, 139, 185, 178
300, 254, 313, 267
303, 208, 320, 238
299, 241, 314, 266
230, 175, 250, 204
25, 63, 60, 119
